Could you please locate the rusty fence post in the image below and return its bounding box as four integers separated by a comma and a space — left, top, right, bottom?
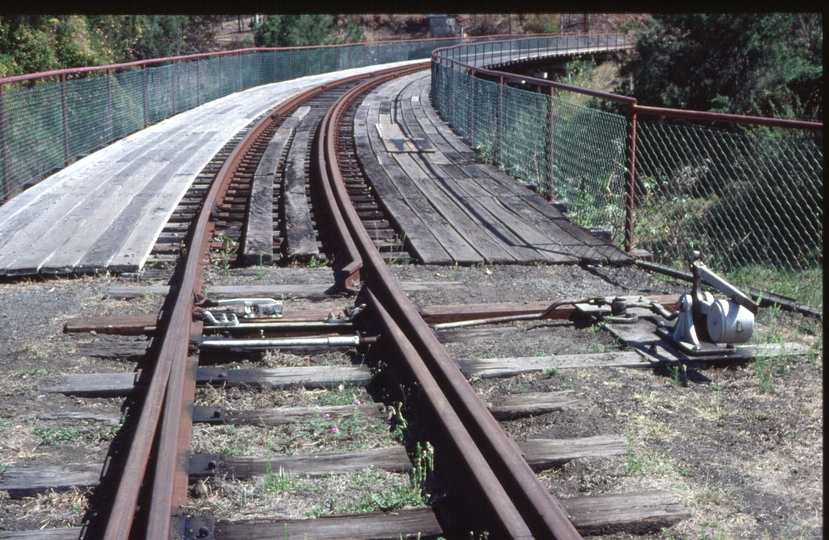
171, 60, 177, 115
142, 64, 148, 128
61, 73, 70, 165
0, 83, 8, 202
546, 86, 555, 200
624, 103, 638, 253
106, 69, 113, 144
219, 54, 224, 97
470, 69, 476, 145
497, 75, 504, 165
196, 57, 201, 106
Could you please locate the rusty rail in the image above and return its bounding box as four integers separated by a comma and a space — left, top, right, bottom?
318, 66, 582, 539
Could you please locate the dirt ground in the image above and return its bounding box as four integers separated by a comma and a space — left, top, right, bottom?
0, 262, 822, 539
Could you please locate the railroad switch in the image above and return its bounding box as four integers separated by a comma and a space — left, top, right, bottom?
578, 251, 759, 362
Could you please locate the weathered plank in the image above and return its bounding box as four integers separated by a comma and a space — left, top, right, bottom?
1, 490, 688, 537
0, 529, 83, 539
212, 508, 441, 540
74, 340, 147, 360
242, 126, 292, 265
104, 280, 465, 300
37, 411, 122, 426
522, 436, 626, 469
563, 491, 691, 536
217, 446, 410, 478
282, 128, 319, 258
80, 131, 221, 274
211, 435, 623, 479
38, 372, 139, 396
486, 391, 587, 420
39, 365, 372, 396
456, 352, 653, 378
0, 463, 101, 498
227, 403, 387, 426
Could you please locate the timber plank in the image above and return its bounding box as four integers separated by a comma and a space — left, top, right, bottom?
486, 391, 588, 420
431, 178, 546, 263
212, 508, 441, 540
242, 126, 293, 265
38, 366, 371, 396
75, 132, 219, 274
74, 340, 147, 360
564, 491, 691, 536
1, 490, 688, 537
521, 436, 626, 469
456, 352, 653, 378
104, 280, 464, 300
445, 178, 579, 264
11, 160, 170, 275
218, 446, 410, 478
390, 154, 484, 264
227, 403, 387, 426
405, 173, 516, 264
282, 129, 319, 258
0, 530, 82, 539
356, 118, 452, 264
213, 436, 623, 478
0, 463, 101, 498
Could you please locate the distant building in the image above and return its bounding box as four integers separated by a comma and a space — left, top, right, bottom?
429, 14, 457, 38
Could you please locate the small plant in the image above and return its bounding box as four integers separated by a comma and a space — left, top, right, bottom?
34, 427, 84, 446
211, 233, 238, 274
542, 358, 562, 378
264, 433, 294, 496
667, 364, 687, 387
624, 426, 643, 475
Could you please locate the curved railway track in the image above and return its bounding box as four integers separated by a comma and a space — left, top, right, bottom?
0, 48, 821, 540
49, 62, 578, 540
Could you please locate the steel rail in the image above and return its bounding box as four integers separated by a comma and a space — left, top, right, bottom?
100, 77, 352, 539
127, 64, 437, 540
320, 68, 583, 539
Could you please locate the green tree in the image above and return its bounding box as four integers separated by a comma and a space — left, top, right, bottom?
617, 14, 822, 122
254, 14, 336, 47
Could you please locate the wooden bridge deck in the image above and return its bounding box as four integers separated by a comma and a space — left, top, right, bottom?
0, 65, 629, 277
355, 71, 630, 266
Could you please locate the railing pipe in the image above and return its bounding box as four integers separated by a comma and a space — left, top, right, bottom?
0, 84, 8, 202
61, 73, 69, 164
142, 63, 148, 128
106, 68, 113, 143
624, 103, 638, 253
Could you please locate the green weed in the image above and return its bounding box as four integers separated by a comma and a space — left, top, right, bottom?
34, 427, 84, 445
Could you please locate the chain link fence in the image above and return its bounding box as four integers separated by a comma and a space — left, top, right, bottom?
634, 121, 822, 307
432, 57, 823, 309
0, 38, 478, 203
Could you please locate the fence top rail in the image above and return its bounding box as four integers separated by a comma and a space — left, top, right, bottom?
434, 54, 638, 106
432, 35, 823, 130
0, 33, 559, 87
632, 104, 822, 132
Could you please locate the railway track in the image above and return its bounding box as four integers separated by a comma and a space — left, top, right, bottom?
1, 61, 817, 540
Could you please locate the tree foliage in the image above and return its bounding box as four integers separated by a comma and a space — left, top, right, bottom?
617, 14, 822, 122
253, 14, 362, 48
0, 15, 221, 78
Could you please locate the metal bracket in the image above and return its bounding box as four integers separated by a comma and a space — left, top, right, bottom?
192, 405, 225, 424
216, 298, 283, 318
189, 454, 222, 477
172, 515, 215, 540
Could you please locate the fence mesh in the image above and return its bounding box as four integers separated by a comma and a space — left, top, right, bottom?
432, 60, 823, 308
635, 122, 823, 307
0, 38, 461, 203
